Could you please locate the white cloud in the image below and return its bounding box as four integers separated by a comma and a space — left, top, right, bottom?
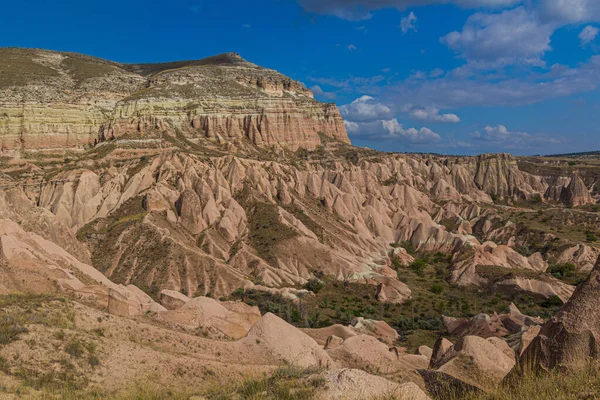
441, 7, 553, 67
242, 24, 251, 29
347, 44, 358, 51
580, 26, 599, 47
384, 56, 600, 109
339, 96, 393, 122
310, 85, 337, 100
538, 0, 600, 24
383, 119, 441, 142
400, 12, 418, 33
472, 125, 560, 148
344, 118, 441, 142
297, 0, 522, 21
402, 105, 461, 123
310, 55, 600, 111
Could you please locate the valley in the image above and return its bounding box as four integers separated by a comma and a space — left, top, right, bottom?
1, 48, 600, 400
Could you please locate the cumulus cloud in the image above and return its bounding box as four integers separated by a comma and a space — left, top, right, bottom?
580, 26, 599, 47
402, 105, 461, 123
400, 12, 418, 33
344, 119, 441, 142
347, 44, 358, 51
297, 0, 522, 20
310, 85, 336, 100
339, 96, 393, 122
472, 125, 560, 148
441, 7, 553, 67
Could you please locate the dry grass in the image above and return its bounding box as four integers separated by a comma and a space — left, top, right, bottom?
0, 295, 75, 345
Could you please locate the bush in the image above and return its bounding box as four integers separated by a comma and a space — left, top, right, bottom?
430, 283, 444, 295
586, 232, 598, 242
410, 259, 427, 277
541, 295, 563, 308
400, 241, 416, 255
304, 278, 325, 294
65, 340, 85, 358
548, 263, 576, 278
0, 314, 28, 345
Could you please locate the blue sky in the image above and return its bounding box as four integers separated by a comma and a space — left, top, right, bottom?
2, 0, 600, 155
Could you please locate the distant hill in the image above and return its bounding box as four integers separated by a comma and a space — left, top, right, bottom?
543, 151, 600, 158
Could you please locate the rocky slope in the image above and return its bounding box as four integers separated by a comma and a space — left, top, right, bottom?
2, 47, 600, 400
0, 48, 349, 156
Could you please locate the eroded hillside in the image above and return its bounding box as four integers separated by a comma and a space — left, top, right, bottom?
1, 49, 600, 400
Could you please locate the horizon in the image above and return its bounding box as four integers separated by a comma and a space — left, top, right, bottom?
2, 0, 599, 156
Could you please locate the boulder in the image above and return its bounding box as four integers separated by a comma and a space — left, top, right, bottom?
324, 335, 344, 350
157, 296, 248, 339
317, 369, 431, 400
159, 289, 190, 310
107, 287, 143, 317
430, 337, 454, 367
430, 336, 516, 392
418, 345, 433, 361
242, 313, 332, 368
302, 324, 359, 346
350, 317, 399, 345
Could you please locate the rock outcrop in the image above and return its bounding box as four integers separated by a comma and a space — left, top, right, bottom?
559, 174, 594, 207
442, 303, 543, 339
241, 313, 332, 368
317, 369, 431, 400
428, 336, 516, 392
0, 49, 349, 155
522, 256, 600, 370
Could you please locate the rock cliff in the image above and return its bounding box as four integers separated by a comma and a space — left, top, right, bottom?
0, 49, 349, 155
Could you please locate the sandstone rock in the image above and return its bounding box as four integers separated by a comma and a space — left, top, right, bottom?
324, 335, 344, 350
560, 174, 594, 207
302, 325, 359, 346
242, 313, 332, 368
0, 49, 349, 155
442, 304, 542, 340
107, 287, 143, 317
375, 277, 411, 304
317, 369, 431, 400
350, 317, 399, 345
125, 285, 167, 313
159, 290, 190, 310
518, 325, 541, 356
418, 345, 433, 360
430, 336, 516, 392
430, 337, 454, 366
157, 296, 248, 339
522, 256, 600, 370
327, 335, 428, 376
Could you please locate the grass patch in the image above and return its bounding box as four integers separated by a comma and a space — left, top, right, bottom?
459, 363, 600, 400
0, 295, 75, 345
206, 364, 326, 400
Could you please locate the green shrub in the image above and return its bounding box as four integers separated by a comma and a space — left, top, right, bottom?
430, 283, 444, 295
304, 278, 325, 294
65, 340, 85, 358
586, 232, 598, 242
0, 313, 28, 344
410, 259, 427, 277
401, 241, 417, 255
548, 263, 576, 278
541, 295, 563, 308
